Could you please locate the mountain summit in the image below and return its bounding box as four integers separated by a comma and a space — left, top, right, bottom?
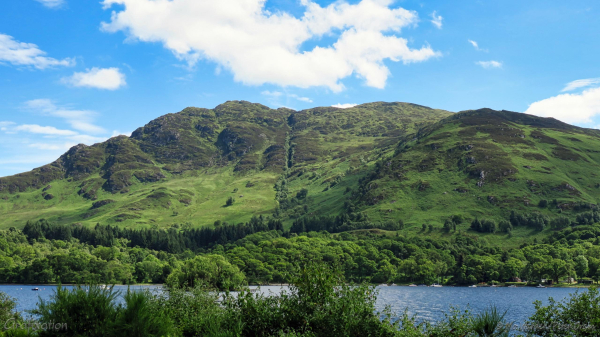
1, 101, 598, 230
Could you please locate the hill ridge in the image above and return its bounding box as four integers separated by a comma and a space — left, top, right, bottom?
1, 102, 599, 233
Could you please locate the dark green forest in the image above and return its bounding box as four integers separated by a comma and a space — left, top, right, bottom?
3, 217, 600, 287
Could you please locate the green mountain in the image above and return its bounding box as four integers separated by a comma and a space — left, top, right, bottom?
1, 101, 599, 235
354, 109, 600, 223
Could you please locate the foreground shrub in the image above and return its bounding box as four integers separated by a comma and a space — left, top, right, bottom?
525, 286, 600, 336
114, 290, 174, 337
0, 292, 29, 337
0, 292, 21, 325
31, 285, 119, 337
149, 285, 243, 337
471, 306, 512, 337
224, 263, 399, 337
30, 285, 174, 337
395, 306, 514, 337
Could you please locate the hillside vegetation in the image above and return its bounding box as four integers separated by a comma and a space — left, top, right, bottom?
1, 101, 599, 241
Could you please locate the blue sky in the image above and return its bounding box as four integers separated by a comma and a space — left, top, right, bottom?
1, 0, 599, 177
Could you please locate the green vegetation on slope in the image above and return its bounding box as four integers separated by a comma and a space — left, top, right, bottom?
1, 102, 600, 251
353, 109, 600, 229
0, 101, 452, 229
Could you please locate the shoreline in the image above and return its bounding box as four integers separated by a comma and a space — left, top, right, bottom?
0, 283, 595, 288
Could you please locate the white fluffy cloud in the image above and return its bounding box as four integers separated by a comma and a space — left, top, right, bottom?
24, 99, 105, 134
332, 103, 357, 108
477, 60, 502, 69
0, 33, 74, 69
14, 124, 78, 136
62, 67, 127, 90
562, 78, 600, 92
35, 0, 65, 8
430, 11, 443, 29
101, 0, 439, 91
525, 87, 600, 125
2, 122, 106, 151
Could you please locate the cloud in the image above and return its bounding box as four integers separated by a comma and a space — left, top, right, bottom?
111, 130, 132, 137
101, 0, 440, 91
332, 103, 357, 108
261, 91, 284, 99
468, 39, 488, 52
28, 143, 73, 151
0, 33, 74, 69
13, 124, 78, 136
561, 78, 600, 92
525, 87, 600, 125
0, 101, 112, 177
24, 99, 105, 134
0, 121, 15, 131
35, 0, 65, 8
62, 67, 126, 90
430, 11, 443, 29
476, 60, 502, 69
261, 91, 312, 104
289, 94, 312, 103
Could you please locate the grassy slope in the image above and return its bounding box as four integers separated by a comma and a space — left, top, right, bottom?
276, 102, 452, 226
353, 109, 600, 245
0, 168, 280, 229
1, 103, 599, 245
0, 101, 451, 229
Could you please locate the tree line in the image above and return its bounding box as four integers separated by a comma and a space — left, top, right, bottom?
22, 216, 283, 254
469, 210, 600, 233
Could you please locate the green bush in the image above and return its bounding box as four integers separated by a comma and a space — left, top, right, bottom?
224, 263, 399, 337
0, 292, 29, 337
0, 292, 21, 326
146, 285, 241, 337
526, 286, 600, 336
30, 285, 175, 337
31, 285, 120, 337
471, 306, 512, 337
165, 254, 246, 291
114, 290, 174, 337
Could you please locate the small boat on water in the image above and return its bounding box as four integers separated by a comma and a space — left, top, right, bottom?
508, 285, 517, 288
408, 284, 417, 287
32, 287, 39, 291
468, 285, 477, 288
390, 283, 397, 286
430, 283, 442, 287
490, 284, 497, 287
536, 284, 546, 288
